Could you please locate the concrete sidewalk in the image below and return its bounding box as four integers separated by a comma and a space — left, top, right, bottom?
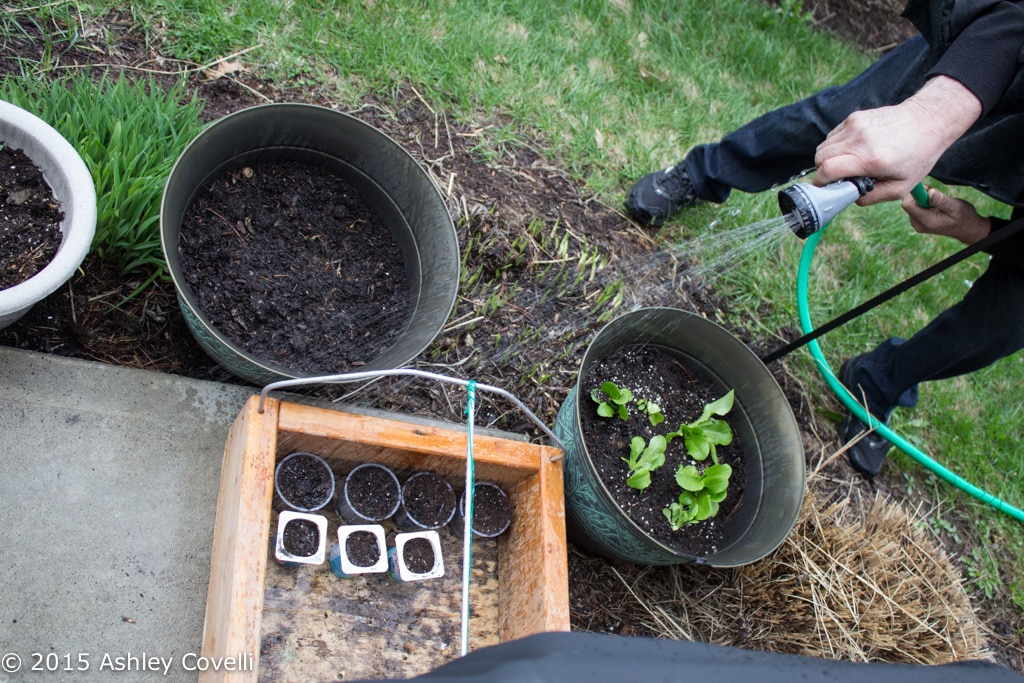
0, 346, 254, 682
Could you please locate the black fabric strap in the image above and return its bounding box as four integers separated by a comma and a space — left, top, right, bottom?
761, 214, 1024, 364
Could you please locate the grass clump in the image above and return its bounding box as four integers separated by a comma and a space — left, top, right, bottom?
0, 73, 205, 296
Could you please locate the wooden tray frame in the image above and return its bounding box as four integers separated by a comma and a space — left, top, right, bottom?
200, 395, 569, 681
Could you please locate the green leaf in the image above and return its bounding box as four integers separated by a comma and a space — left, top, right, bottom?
596, 402, 614, 418
694, 492, 713, 520
629, 436, 645, 460
684, 431, 712, 461
701, 419, 734, 446
616, 403, 629, 420
626, 469, 651, 491
599, 381, 620, 400
675, 465, 704, 492
703, 463, 733, 493
695, 389, 735, 425
640, 435, 667, 469
649, 411, 665, 427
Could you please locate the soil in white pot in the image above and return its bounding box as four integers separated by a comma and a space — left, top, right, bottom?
345, 529, 382, 567
579, 344, 747, 557
402, 536, 436, 574
282, 517, 320, 557
178, 159, 412, 375
0, 146, 64, 289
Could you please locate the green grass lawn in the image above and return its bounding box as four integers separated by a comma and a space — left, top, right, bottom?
11, 0, 1023, 618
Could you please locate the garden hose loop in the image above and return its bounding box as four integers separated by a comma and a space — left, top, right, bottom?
797, 226, 1024, 523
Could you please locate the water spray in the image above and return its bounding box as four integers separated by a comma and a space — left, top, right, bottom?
777, 177, 875, 238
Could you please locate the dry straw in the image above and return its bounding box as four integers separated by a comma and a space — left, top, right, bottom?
605, 486, 988, 665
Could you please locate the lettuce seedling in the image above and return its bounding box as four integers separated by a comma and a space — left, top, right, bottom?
663, 462, 733, 528
622, 435, 667, 491
591, 381, 664, 426
666, 389, 735, 463
590, 381, 633, 420
636, 397, 665, 426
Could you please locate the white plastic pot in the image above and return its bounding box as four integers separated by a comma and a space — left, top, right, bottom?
0, 101, 96, 329
329, 524, 388, 578
274, 511, 328, 567
387, 530, 444, 582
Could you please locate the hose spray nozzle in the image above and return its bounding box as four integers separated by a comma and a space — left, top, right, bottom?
778, 177, 875, 239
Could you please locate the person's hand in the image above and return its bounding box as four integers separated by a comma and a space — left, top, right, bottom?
814, 76, 982, 205
902, 186, 991, 245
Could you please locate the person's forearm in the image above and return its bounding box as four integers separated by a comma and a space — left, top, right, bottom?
901, 75, 982, 153
812, 75, 983, 202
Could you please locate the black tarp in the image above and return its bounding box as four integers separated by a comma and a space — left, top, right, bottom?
354, 631, 1024, 683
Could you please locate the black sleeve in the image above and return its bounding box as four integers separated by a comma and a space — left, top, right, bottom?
984, 212, 1024, 269
926, 1, 1024, 114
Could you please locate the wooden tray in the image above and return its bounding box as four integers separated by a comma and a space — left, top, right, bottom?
200, 396, 569, 682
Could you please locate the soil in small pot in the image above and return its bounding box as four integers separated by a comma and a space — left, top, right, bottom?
0, 146, 64, 290
579, 344, 746, 557
402, 537, 435, 574
178, 160, 412, 375
277, 453, 334, 510
282, 518, 320, 557
401, 473, 456, 528
345, 465, 400, 520
468, 483, 512, 536
345, 530, 381, 568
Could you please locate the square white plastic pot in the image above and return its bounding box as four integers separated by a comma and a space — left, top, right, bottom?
329, 524, 388, 578
387, 530, 444, 582
274, 511, 328, 567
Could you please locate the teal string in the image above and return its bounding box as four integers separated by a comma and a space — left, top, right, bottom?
460, 380, 478, 656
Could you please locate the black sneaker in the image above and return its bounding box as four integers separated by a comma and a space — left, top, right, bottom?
838, 357, 892, 477
625, 164, 702, 226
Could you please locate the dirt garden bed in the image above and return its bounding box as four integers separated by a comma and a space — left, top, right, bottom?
1, 3, 1021, 676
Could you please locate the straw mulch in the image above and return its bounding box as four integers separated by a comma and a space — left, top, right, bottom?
574, 483, 988, 666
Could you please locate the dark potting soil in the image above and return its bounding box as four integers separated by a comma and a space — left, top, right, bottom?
579, 344, 746, 557
402, 473, 456, 528
0, 146, 64, 290
345, 465, 400, 520
282, 518, 320, 557
177, 160, 412, 376
468, 483, 512, 536
345, 530, 381, 568
277, 453, 335, 510
402, 537, 435, 574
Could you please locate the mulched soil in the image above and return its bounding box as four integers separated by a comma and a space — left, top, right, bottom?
580, 344, 745, 557
0, 146, 63, 289
2, 3, 1022, 675
179, 159, 410, 375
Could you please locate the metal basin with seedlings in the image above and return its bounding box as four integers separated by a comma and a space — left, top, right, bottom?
160, 103, 459, 385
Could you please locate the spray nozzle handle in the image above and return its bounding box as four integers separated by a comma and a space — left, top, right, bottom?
848, 177, 875, 196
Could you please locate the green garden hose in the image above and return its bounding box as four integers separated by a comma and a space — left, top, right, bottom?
796, 188, 1024, 523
